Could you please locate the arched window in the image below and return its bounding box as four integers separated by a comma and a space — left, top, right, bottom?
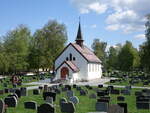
69, 53, 72, 61
66, 57, 69, 61
73, 57, 76, 61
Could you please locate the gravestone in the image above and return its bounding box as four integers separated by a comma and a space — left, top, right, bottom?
76, 86, 81, 91
110, 89, 120, 95
66, 90, 74, 98
54, 88, 61, 94
24, 101, 37, 110
4, 96, 17, 107
121, 90, 130, 95
95, 102, 108, 112
80, 89, 87, 96
37, 103, 55, 113
33, 89, 40, 95
73, 84, 77, 88
9, 88, 15, 93
39, 86, 43, 90
21, 87, 27, 96
97, 91, 105, 97
43, 92, 56, 101
44, 85, 48, 92
8, 93, 18, 100
60, 101, 75, 113
98, 84, 103, 88
15, 89, 21, 98
46, 97, 53, 104
108, 104, 124, 113
59, 98, 67, 108
4, 88, 9, 93
89, 93, 97, 99
118, 103, 128, 113
69, 96, 79, 104
0, 99, 5, 113
0, 90, 4, 95
117, 96, 125, 101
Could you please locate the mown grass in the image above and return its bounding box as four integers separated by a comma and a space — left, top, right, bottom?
0, 86, 150, 113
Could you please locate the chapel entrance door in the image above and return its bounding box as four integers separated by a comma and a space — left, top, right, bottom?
61, 67, 69, 79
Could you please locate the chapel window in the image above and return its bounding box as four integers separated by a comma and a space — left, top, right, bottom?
73, 57, 76, 61
70, 53, 72, 61
66, 57, 69, 61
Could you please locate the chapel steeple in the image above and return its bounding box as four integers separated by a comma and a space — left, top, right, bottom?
75, 19, 84, 47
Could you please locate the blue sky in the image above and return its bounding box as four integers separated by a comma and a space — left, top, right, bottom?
0, 0, 149, 49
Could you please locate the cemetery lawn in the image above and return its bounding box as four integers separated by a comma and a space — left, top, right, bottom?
0, 86, 150, 113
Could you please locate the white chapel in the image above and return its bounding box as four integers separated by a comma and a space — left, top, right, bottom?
54, 22, 102, 83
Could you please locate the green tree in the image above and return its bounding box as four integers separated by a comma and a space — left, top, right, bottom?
92, 39, 107, 68
139, 14, 150, 71
118, 41, 140, 71
28, 20, 67, 71
107, 46, 118, 70
3, 25, 31, 73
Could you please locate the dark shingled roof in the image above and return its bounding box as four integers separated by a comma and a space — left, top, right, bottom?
71, 43, 101, 63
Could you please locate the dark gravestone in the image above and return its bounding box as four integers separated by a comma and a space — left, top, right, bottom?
43, 92, 56, 101
24, 101, 37, 110
95, 102, 108, 112
76, 86, 81, 91
69, 96, 79, 104
80, 89, 87, 96
97, 97, 110, 103
54, 88, 61, 94
107, 86, 114, 91
9, 88, 15, 93
97, 91, 105, 97
0, 90, 4, 95
33, 89, 40, 95
66, 90, 74, 98
39, 86, 43, 90
15, 89, 21, 98
135, 91, 142, 96
108, 104, 124, 113
4, 89, 9, 93
118, 103, 128, 113
121, 90, 130, 95
4, 96, 17, 107
21, 87, 27, 96
37, 103, 55, 113
73, 84, 77, 88
61, 87, 67, 92
60, 101, 75, 113
43, 85, 48, 92
98, 84, 103, 88
89, 93, 97, 99
0, 99, 5, 113
117, 96, 125, 101
136, 102, 150, 109
59, 98, 67, 107
111, 89, 120, 95
8, 93, 18, 100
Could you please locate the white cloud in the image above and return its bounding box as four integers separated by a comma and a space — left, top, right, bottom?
91, 24, 97, 28
106, 24, 120, 31
71, 0, 150, 33
88, 2, 107, 14
71, 0, 107, 14
134, 34, 146, 40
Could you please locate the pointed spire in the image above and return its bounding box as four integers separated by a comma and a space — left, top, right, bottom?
76, 17, 84, 47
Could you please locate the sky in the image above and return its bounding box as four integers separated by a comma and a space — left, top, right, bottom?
0, 0, 150, 49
